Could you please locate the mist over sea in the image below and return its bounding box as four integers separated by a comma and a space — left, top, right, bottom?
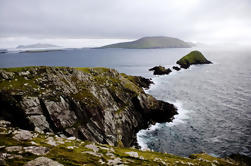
1, 46, 250, 157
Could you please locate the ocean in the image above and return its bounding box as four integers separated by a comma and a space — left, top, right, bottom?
1, 46, 250, 157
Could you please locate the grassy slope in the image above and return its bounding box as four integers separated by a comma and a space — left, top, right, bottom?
177, 50, 211, 67
0, 129, 239, 166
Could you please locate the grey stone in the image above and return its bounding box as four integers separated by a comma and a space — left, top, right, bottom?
24, 157, 64, 166
5, 146, 23, 153
12, 130, 33, 141
24, 146, 49, 155
125, 151, 139, 158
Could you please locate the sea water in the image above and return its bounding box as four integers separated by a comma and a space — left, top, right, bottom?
1, 46, 250, 157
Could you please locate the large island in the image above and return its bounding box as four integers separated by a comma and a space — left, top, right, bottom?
100, 36, 194, 49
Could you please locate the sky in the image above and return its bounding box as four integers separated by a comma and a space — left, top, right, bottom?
0, 0, 251, 48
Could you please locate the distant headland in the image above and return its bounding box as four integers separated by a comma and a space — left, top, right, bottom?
99, 36, 195, 49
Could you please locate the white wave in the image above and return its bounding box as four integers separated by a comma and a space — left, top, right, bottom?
165, 100, 191, 127
136, 123, 160, 150
136, 100, 192, 150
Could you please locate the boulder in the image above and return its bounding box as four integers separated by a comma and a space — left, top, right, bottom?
172, 66, 181, 71
149, 66, 172, 75
176, 50, 212, 69
12, 130, 33, 141
24, 146, 49, 155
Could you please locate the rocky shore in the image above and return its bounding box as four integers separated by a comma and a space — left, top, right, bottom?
0, 66, 177, 148
0, 66, 248, 165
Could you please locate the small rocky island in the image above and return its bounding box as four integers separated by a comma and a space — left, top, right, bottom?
149, 50, 212, 75
177, 50, 212, 69
149, 66, 172, 75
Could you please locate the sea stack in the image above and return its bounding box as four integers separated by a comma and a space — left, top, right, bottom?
176, 50, 212, 69
149, 66, 172, 75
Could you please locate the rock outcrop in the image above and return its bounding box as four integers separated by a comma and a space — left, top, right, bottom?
0, 66, 177, 147
149, 66, 172, 75
172, 66, 181, 71
177, 50, 212, 69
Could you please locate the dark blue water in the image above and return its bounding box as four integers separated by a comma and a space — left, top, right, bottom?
1, 47, 251, 157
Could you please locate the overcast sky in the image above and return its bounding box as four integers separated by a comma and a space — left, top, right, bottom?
0, 0, 251, 48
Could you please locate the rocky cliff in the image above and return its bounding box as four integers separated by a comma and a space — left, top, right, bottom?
0, 66, 177, 148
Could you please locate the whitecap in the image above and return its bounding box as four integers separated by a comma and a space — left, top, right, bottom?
137, 100, 192, 150
165, 100, 192, 127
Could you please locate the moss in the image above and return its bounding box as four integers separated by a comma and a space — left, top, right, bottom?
0, 76, 39, 92
0, 66, 35, 73
76, 67, 110, 75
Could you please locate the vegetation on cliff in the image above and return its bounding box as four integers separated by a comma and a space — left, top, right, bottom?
0, 121, 242, 166
176, 50, 212, 69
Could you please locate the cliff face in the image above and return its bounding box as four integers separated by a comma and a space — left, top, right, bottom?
0, 66, 177, 147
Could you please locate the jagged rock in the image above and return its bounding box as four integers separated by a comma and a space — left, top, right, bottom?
177, 50, 212, 69
0, 120, 11, 128
149, 66, 172, 75
0, 66, 177, 147
136, 94, 177, 123
172, 66, 181, 71
12, 130, 33, 141
24, 157, 63, 166
0, 71, 14, 80
23, 146, 49, 155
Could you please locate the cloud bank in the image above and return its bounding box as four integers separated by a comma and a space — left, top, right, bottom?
0, 0, 250, 47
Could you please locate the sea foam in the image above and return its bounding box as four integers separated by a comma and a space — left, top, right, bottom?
136, 100, 192, 150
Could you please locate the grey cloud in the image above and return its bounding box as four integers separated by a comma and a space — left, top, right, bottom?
0, 0, 250, 43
